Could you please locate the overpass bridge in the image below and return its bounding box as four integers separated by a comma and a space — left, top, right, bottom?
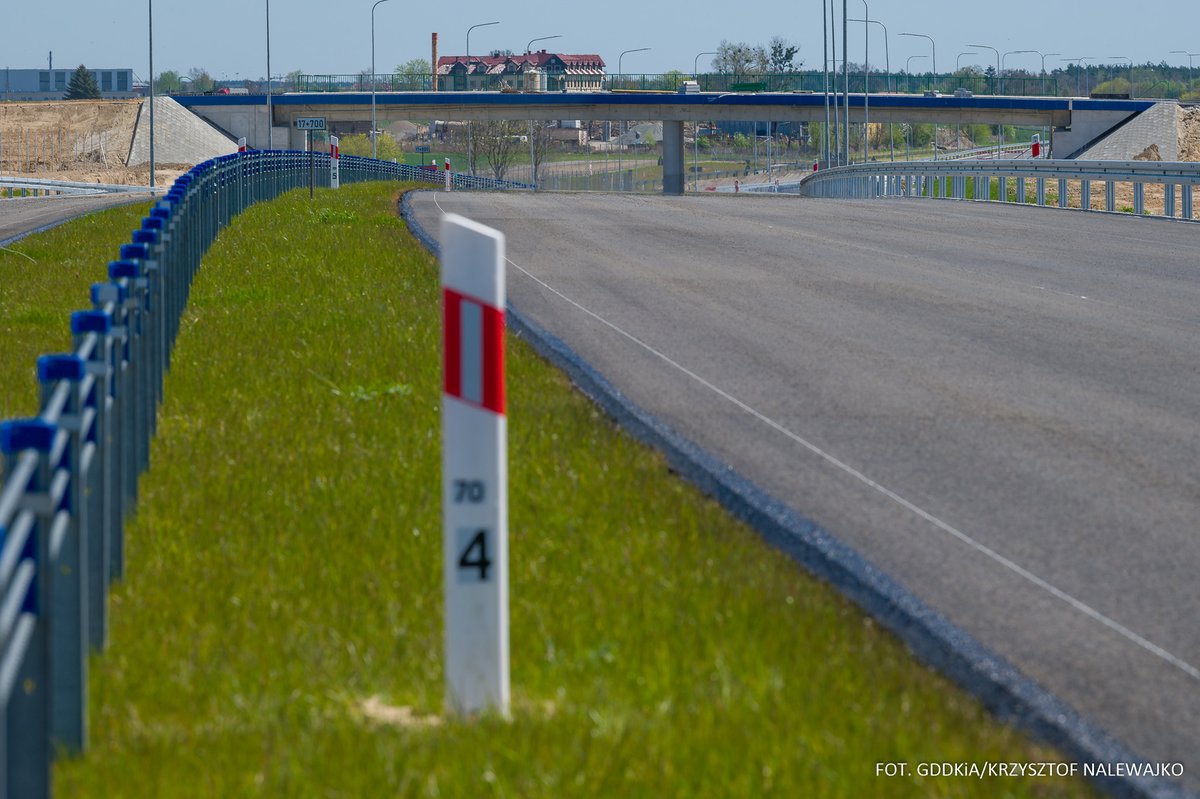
176, 92, 1157, 195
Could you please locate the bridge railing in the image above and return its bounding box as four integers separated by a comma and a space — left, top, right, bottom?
0, 149, 524, 799
799, 158, 1200, 220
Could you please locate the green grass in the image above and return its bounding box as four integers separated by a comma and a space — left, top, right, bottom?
0, 200, 152, 420
5, 185, 1097, 797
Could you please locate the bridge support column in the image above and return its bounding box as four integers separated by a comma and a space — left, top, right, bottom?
662, 120, 684, 195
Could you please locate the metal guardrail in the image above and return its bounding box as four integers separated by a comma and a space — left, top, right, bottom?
1, 178, 158, 198
799, 158, 1200, 220
0, 149, 523, 799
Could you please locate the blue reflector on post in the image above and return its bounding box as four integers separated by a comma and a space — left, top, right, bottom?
0, 419, 56, 454
142, 216, 165, 230
71, 310, 113, 335
150, 207, 170, 220
37, 354, 86, 383
108, 260, 140, 280
120, 243, 148, 261
132, 229, 158, 245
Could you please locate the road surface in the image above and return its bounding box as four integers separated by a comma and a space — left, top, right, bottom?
409, 191, 1199, 793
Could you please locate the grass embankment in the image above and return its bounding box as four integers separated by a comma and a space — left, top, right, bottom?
4, 185, 1096, 796
0, 201, 152, 420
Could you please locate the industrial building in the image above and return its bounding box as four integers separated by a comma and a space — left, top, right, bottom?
2, 67, 138, 101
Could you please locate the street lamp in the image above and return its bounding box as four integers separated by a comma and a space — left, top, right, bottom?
853, 0, 870, 162
899, 32, 936, 80
1170, 51, 1198, 94
526, 34, 561, 54
905, 54, 927, 94
1002, 50, 1037, 95
1061, 57, 1095, 96
693, 50, 719, 190
148, 0, 155, 190
616, 48, 650, 184
851, 17, 893, 160
465, 21, 499, 176
525, 35, 562, 187
957, 51, 976, 71
968, 44, 999, 95
370, 0, 392, 160
1110, 56, 1133, 98
1038, 52, 1061, 95
466, 21, 500, 91
265, 0, 272, 149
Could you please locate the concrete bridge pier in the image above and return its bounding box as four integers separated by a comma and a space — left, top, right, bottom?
662, 120, 685, 195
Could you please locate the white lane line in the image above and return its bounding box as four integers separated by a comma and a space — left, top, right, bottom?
426, 195, 1200, 681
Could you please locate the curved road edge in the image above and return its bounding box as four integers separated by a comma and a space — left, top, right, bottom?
0, 194, 150, 248
400, 189, 1195, 799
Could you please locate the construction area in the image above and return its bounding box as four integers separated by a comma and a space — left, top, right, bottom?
0, 97, 237, 187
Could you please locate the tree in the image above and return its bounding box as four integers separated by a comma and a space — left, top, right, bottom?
476, 119, 525, 180
766, 37, 800, 73
154, 70, 183, 93
65, 65, 101, 99
394, 58, 432, 90
188, 68, 216, 94
714, 41, 761, 76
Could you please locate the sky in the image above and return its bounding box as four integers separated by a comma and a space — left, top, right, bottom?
4, 0, 1200, 82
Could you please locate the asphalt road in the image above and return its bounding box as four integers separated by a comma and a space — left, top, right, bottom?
410, 191, 1200, 791
0, 193, 149, 245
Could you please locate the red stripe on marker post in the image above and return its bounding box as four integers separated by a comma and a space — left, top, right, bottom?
442, 288, 505, 415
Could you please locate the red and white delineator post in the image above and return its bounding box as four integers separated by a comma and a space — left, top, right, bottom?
1031, 133, 1041, 158
440, 213, 509, 717
329, 136, 340, 189
445, 157, 452, 192
237, 137, 247, 153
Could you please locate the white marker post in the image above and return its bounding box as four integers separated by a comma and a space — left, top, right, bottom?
330, 135, 340, 189
445, 158, 452, 193
441, 214, 508, 717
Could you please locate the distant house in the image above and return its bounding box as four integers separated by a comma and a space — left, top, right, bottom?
436, 51, 606, 92
1, 68, 137, 101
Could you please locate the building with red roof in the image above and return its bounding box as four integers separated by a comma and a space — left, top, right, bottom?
436, 51, 606, 92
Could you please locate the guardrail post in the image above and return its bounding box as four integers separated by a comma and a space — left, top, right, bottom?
1058, 178, 1068, 209
1183, 184, 1193, 220
1105, 180, 1116, 213
1134, 182, 1145, 215
35, 357, 89, 755
1164, 182, 1176, 218
1036, 177, 1046, 206
1, 419, 55, 799
1017, 177, 1027, 205
999, 175, 1008, 203
71, 310, 116, 636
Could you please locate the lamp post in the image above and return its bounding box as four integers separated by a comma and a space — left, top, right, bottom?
905, 54, 927, 94
851, 16, 891, 160
968, 43, 999, 95
265, 0, 272, 149
148, 0, 155, 190
822, 0, 829, 166
1110, 56, 1132, 97
899, 32, 936, 82
1038, 52, 1061, 95
370, 0, 392, 160
855, 0, 869, 162
525, 35, 562, 186
957, 51, 976, 71
526, 34, 561, 54
617, 47, 649, 185
1170, 51, 1198, 95
1061, 57, 1095, 96
1002, 50, 1036, 95
466, 20, 500, 176
693, 50, 718, 190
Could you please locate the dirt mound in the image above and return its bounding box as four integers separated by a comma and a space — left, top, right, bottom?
0, 99, 194, 186
1178, 107, 1200, 161
1133, 143, 1162, 161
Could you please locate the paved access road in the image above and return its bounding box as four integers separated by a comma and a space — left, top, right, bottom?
409, 192, 1199, 789
0, 193, 149, 245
